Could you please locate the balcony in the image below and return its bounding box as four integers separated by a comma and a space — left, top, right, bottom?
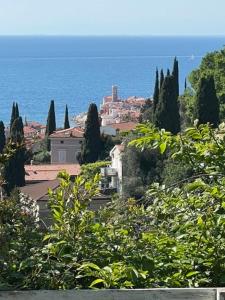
101, 167, 117, 177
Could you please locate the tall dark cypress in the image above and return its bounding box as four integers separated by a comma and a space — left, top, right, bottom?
4, 117, 25, 194
11, 117, 24, 144
160, 69, 164, 89
0, 121, 6, 153
153, 68, 159, 112
155, 75, 180, 134
15, 103, 19, 119
45, 100, 56, 151
172, 57, 179, 99
184, 78, 187, 91
167, 69, 170, 76
64, 105, 70, 129
195, 76, 219, 128
80, 103, 101, 164
10, 102, 16, 132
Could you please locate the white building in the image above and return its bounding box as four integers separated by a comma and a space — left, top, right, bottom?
100, 144, 124, 194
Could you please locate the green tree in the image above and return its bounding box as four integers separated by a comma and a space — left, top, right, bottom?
189, 48, 225, 120
160, 69, 164, 89
154, 75, 180, 134
4, 117, 26, 194
10, 102, 16, 133
64, 105, 70, 129
80, 103, 101, 164
0, 121, 6, 154
195, 76, 219, 127
153, 68, 159, 113
45, 100, 56, 151
172, 57, 179, 99
15, 102, 19, 119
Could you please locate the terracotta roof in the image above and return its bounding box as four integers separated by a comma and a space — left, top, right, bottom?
25, 164, 81, 182
20, 179, 60, 201
49, 127, 84, 138
109, 122, 137, 132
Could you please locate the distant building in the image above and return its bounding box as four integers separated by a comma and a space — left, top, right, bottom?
49, 127, 84, 164
101, 121, 137, 136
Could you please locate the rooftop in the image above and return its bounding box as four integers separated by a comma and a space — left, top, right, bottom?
25, 164, 81, 182
109, 121, 137, 132
49, 127, 84, 139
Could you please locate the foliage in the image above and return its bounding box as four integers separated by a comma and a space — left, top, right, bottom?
122, 143, 162, 199
33, 150, 51, 164
195, 76, 219, 127
80, 103, 102, 164
189, 48, 225, 120
0, 192, 40, 290
80, 160, 110, 180
3, 123, 225, 289
154, 75, 180, 134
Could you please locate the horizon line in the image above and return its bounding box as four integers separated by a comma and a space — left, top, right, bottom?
0, 34, 224, 38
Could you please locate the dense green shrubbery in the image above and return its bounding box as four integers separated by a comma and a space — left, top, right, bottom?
2, 123, 225, 289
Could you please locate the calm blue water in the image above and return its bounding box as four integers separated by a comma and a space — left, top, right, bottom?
0, 36, 224, 126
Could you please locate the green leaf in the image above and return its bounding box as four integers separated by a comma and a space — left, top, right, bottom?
89, 278, 105, 288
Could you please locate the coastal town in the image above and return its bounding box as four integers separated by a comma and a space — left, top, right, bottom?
15, 85, 146, 217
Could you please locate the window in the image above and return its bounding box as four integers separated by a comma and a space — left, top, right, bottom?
58, 150, 66, 163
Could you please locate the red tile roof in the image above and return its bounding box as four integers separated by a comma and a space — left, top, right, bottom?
20, 179, 60, 201
109, 122, 137, 132
25, 164, 81, 182
49, 127, 84, 139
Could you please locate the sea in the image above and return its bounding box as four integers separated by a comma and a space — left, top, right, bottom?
0, 36, 224, 126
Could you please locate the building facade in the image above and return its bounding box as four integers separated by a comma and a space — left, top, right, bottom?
49, 127, 84, 164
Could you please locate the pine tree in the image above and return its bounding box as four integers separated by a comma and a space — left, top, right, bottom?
155, 75, 180, 134
195, 76, 219, 128
160, 69, 164, 89
0, 121, 5, 153
172, 57, 179, 99
64, 105, 70, 129
153, 68, 159, 113
80, 103, 101, 164
45, 100, 56, 151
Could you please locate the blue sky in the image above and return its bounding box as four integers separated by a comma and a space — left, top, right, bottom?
0, 0, 224, 36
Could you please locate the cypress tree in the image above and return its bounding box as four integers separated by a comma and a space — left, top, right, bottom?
45, 100, 56, 151
10, 102, 16, 132
4, 117, 25, 194
0, 121, 5, 153
155, 75, 180, 134
64, 105, 70, 129
153, 68, 159, 112
195, 76, 219, 128
167, 69, 170, 76
172, 57, 179, 99
15, 102, 19, 119
80, 103, 101, 164
160, 69, 164, 89
184, 78, 187, 91
11, 117, 24, 144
